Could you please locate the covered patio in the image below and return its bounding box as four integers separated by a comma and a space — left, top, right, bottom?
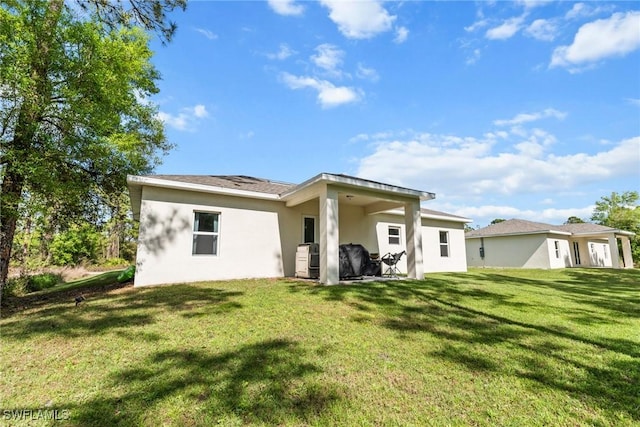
569, 229, 635, 269
280, 173, 435, 285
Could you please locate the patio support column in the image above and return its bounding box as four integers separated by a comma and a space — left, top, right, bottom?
404, 199, 424, 279
608, 234, 620, 269
620, 236, 634, 268
320, 185, 339, 285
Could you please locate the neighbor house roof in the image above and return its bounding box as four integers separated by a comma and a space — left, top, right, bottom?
466, 218, 634, 239
465, 219, 571, 238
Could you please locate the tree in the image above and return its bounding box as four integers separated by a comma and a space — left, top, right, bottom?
490, 218, 506, 225
591, 191, 640, 264
565, 216, 585, 224
0, 0, 185, 297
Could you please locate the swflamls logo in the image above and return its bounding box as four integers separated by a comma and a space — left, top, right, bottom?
2, 409, 70, 420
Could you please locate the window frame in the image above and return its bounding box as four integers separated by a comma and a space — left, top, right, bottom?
439, 230, 450, 257
302, 215, 317, 244
554, 240, 560, 259
388, 226, 401, 245
192, 211, 220, 256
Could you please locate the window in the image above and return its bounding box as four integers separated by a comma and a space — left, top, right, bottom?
554, 241, 560, 258
439, 231, 449, 257
573, 242, 581, 265
303, 216, 316, 243
192, 212, 219, 255
388, 226, 401, 245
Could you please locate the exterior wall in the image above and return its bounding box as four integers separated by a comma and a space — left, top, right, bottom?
466, 234, 554, 268
134, 186, 468, 286
135, 186, 306, 286
585, 239, 612, 267
373, 214, 468, 273
567, 237, 612, 268
546, 237, 573, 268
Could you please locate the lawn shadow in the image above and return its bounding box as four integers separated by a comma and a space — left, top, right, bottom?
0, 284, 244, 340
288, 272, 640, 422
54, 338, 343, 426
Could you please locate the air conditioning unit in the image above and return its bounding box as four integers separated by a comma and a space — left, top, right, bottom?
295, 243, 319, 279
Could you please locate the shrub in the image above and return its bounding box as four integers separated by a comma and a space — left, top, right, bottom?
26, 273, 63, 292
3, 273, 63, 297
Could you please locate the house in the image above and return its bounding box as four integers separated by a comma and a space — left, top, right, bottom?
127, 173, 471, 287
465, 219, 635, 269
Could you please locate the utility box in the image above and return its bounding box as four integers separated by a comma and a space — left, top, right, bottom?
295, 243, 319, 279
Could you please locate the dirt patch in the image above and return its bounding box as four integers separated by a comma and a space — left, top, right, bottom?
8, 265, 123, 282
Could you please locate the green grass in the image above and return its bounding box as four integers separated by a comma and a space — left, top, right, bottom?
1, 268, 638, 426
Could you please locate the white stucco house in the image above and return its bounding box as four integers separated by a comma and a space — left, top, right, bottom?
465, 219, 635, 269
127, 173, 471, 287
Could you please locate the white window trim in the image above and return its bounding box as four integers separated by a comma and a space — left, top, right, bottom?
302, 215, 317, 243
192, 211, 220, 256
439, 230, 450, 257
388, 226, 401, 245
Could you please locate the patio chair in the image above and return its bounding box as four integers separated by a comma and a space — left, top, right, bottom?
381, 251, 406, 278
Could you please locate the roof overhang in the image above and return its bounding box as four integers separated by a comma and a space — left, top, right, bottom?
280, 173, 435, 210
384, 208, 472, 224
128, 173, 437, 220
570, 230, 635, 238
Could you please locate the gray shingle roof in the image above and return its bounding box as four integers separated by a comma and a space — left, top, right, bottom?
465, 219, 567, 238
466, 218, 633, 238
150, 175, 296, 195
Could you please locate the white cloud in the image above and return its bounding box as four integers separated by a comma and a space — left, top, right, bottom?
565, 3, 614, 20
450, 204, 595, 226
320, 0, 396, 39
627, 98, 640, 107
311, 44, 345, 77
267, 43, 296, 60
551, 11, 640, 70
192, 104, 208, 118
156, 104, 209, 131
354, 127, 639, 201
267, 0, 304, 16
516, 0, 552, 9
525, 19, 557, 41
494, 108, 567, 126
465, 19, 489, 33
466, 48, 481, 65
280, 73, 361, 108
394, 26, 409, 44
356, 63, 379, 82
195, 28, 217, 40
485, 16, 526, 40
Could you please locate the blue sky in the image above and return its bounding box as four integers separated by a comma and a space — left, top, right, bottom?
148, 0, 640, 228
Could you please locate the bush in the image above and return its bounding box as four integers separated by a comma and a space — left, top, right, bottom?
100, 258, 130, 268
50, 224, 103, 266
26, 273, 63, 292
3, 273, 63, 297
4, 277, 29, 297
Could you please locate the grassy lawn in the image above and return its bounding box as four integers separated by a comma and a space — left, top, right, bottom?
1, 268, 638, 426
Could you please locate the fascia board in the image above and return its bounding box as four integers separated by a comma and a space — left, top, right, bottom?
384, 208, 472, 224
280, 173, 435, 202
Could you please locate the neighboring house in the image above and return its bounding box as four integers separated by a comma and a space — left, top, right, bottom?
127, 173, 471, 287
465, 219, 635, 269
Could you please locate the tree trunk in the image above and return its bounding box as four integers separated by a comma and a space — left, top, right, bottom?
0, 168, 25, 294
0, 0, 63, 301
